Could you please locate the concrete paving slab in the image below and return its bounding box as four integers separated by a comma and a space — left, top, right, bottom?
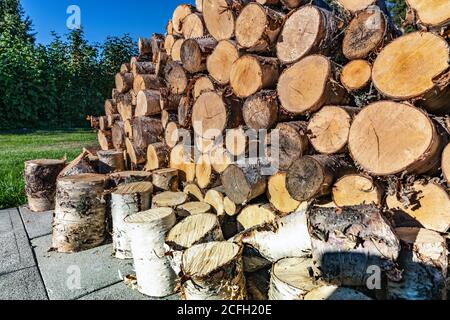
0, 209, 35, 275
0, 266, 47, 300
78, 282, 152, 300
18, 206, 52, 239
32, 235, 134, 300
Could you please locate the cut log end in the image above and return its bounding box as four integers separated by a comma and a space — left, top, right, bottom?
332, 174, 382, 207
341, 60, 372, 92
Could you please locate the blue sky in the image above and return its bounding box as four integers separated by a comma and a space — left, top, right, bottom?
21, 0, 194, 44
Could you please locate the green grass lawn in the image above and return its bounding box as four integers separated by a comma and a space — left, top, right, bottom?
0, 129, 98, 209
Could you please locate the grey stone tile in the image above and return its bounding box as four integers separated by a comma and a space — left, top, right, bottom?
18, 206, 53, 239
78, 282, 152, 300
0, 209, 35, 275
32, 235, 134, 300
0, 266, 47, 300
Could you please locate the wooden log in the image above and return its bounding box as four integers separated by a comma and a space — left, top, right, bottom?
120, 63, 131, 73
136, 90, 161, 117
162, 111, 178, 130
112, 88, 120, 100
442, 143, 450, 183
276, 5, 337, 65
166, 20, 176, 36
106, 114, 120, 128
184, 183, 204, 202
145, 142, 170, 171
124, 119, 133, 138
59, 150, 96, 178
171, 38, 185, 62
133, 74, 165, 93
182, 13, 207, 39
221, 164, 267, 205
165, 122, 182, 149
243, 90, 280, 131
406, 0, 450, 29
332, 174, 382, 207
99, 116, 109, 131
196, 154, 220, 189
124, 208, 177, 297
372, 32, 450, 114
209, 145, 233, 174
304, 286, 372, 300
132, 117, 164, 150
286, 155, 354, 202
164, 34, 179, 56
279, 0, 324, 9
104, 99, 117, 116
111, 182, 153, 259
348, 101, 442, 176
230, 55, 279, 98
388, 227, 448, 300
97, 150, 125, 174
125, 138, 146, 167
164, 61, 190, 95
195, 0, 204, 12
236, 3, 285, 52
204, 187, 226, 217
178, 96, 194, 128
343, 6, 389, 60
117, 102, 135, 122
336, 0, 379, 12
267, 172, 300, 214
151, 33, 165, 63
224, 196, 241, 217
237, 203, 277, 231
278, 55, 350, 115
108, 171, 152, 188
177, 202, 211, 218
53, 174, 107, 253
24, 160, 66, 212
155, 50, 168, 77
160, 88, 182, 112
386, 181, 450, 233
193, 76, 214, 99
170, 144, 196, 182
307, 106, 357, 154
98, 130, 113, 151
115, 73, 134, 93
307, 204, 400, 287
152, 168, 180, 191
275, 121, 309, 171
233, 208, 311, 262
181, 37, 217, 74
207, 40, 240, 85
180, 242, 246, 300
172, 4, 194, 34
340, 60, 372, 92
152, 191, 188, 208
192, 91, 244, 140
131, 61, 156, 76
138, 37, 153, 55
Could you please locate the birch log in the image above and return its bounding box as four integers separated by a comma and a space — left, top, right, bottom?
152, 168, 180, 191
97, 150, 125, 174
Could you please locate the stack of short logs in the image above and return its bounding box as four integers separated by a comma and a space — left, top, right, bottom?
24, 0, 450, 300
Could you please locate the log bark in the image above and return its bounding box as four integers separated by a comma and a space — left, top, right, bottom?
180, 242, 246, 300
133, 74, 165, 93
145, 142, 170, 171
151, 33, 165, 63
178, 96, 194, 128
97, 150, 125, 174
181, 37, 218, 74
107, 171, 152, 188
182, 13, 207, 39
332, 174, 382, 207
112, 121, 126, 150
115, 73, 134, 93
286, 155, 354, 202
267, 172, 300, 214
160, 88, 182, 112
307, 204, 400, 287
124, 208, 177, 297
104, 99, 117, 116
207, 40, 240, 85
59, 150, 96, 178
24, 160, 66, 212
276, 5, 337, 65
152, 168, 180, 191
111, 182, 153, 259
125, 138, 146, 167
131, 61, 156, 76
132, 117, 164, 150
164, 61, 190, 95
136, 90, 161, 117
138, 37, 153, 55
277, 55, 350, 115
53, 174, 107, 253
230, 55, 279, 98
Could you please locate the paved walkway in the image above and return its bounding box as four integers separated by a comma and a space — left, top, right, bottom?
0, 207, 177, 300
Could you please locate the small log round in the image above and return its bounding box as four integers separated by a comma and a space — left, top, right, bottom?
237, 203, 277, 231
136, 90, 161, 117
267, 172, 300, 214
332, 174, 382, 207
181, 37, 217, 74
115, 73, 134, 93
152, 191, 188, 208
193, 76, 214, 100
152, 168, 180, 192
202, 0, 236, 41
406, 0, 450, 28
182, 13, 207, 39
173, 4, 194, 34
97, 150, 126, 174
207, 40, 240, 85
164, 61, 189, 95
170, 144, 196, 182
24, 159, 66, 212
177, 202, 212, 217
196, 154, 220, 189
340, 60, 372, 92
209, 145, 233, 174
275, 121, 310, 171
243, 90, 279, 130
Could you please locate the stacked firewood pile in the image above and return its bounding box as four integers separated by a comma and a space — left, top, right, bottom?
25, 0, 450, 300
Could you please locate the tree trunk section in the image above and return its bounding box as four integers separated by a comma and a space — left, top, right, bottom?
207, 40, 240, 85
152, 168, 180, 191
98, 150, 125, 174
181, 37, 218, 74
145, 142, 170, 171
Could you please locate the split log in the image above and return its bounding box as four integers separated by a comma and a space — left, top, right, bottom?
164, 61, 190, 95
304, 286, 372, 300
348, 101, 441, 176
196, 154, 220, 189
235, 3, 285, 52
145, 142, 170, 171
180, 242, 246, 300
132, 117, 164, 150
269, 257, 321, 300
115, 73, 134, 93
372, 32, 450, 114
193, 76, 214, 99
108, 171, 152, 188
98, 130, 113, 151
53, 174, 107, 253
166, 213, 224, 273
406, 0, 450, 29
111, 182, 153, 259
386, 181, 450, 233
171, 38, 184, 62
332, 174, 382, 207
442, 143, 450, 183
24, 160, 66, 212
131, 61, 156, 76
124, 120, 133, 138
340, 60, 372, 92
104, 99, 117, 116
204, 188, 226, 217
138, 37, 152, 55
267, 172, 300, 214
275, 121, 309, 171
170, 144, 196, 182
221, 164, 267, 205
184, 183, 204, 202
307, 106, 357, 154
97, 150, 125, 174
182, 13, 207, 39
124, 208, 177, 297
230, 55, 279, 98
192, 91, 244, 140
233, 209, 312, 262
286, 155, 354, 202
243, 90, 281, 131
181, 37, 217, 74
133, 74, 165, 93
276, 5, 337, 65
343, 6, 389, 60
125, 138, 146, 167
152, 168, 180, 191
207, 40, 240, 85
152, 191, 188, 208
237, 203, 277, 231
59, 150, 96, 178
307, 204, 400, 286
277, 55, 350, 115
387, 227, 448, 300
136, 90, 161, 117
224, 196, 241, 217
172, 4, 194, 34
177, 202, 212, 217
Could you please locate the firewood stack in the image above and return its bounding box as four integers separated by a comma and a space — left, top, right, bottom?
27, 0, 450, 300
